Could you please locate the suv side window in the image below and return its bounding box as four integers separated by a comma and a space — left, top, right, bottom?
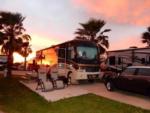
122, 68, 136, 76
137, 68, 150, 76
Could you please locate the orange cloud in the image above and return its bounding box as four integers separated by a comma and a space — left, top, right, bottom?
13, 52, 36, 63
72, 0, 150, 26
13, 34, 60, 63
30, 34, 59, 51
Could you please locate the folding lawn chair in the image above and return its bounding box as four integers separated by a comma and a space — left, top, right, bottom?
51, 72, 65, 89
36, 71, 53, 92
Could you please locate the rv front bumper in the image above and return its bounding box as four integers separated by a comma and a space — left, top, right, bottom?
76, 71, 100, 80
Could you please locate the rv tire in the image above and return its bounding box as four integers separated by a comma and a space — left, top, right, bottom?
67, 71, 72, 84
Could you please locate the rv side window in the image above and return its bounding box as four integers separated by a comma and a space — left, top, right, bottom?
68, 50, 71, 59
58, 48, 65, 58
109, 56, 116, 65
118, 57, 121, 65
71, 49, 75, 59
141, 58, 145, 64
68, 47, 75, 59
149, 56, 150, 64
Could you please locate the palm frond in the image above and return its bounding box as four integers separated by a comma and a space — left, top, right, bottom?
101, 29, 111, 34
142, 39, 147, 43
141, 27, 150, 47
22, 34, 31, 41
142, 32, 150, 39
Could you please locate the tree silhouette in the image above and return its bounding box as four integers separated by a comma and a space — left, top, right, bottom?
0, 11, 31, 77
75, 18, 111, 54
18, 35, 32, 70
142, 26, 150, 47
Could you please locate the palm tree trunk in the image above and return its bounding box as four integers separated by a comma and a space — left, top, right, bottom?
24, 56, 27, 71
24, 47, 27, 71
7, 51, 13, 78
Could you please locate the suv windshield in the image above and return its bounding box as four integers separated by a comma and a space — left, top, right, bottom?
77, 46, 98, 60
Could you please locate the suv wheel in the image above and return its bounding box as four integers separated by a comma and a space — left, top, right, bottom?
105, 81, 114, 91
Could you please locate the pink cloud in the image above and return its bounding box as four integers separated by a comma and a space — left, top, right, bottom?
72, 0, 150, 26
109, 36, 146, 50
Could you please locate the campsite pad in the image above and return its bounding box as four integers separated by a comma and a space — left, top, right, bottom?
21, 81, 89, 102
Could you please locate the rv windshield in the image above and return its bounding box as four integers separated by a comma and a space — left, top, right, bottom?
77, 46, 98, 60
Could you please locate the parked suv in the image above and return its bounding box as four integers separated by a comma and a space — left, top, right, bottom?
103, 66, 150, 96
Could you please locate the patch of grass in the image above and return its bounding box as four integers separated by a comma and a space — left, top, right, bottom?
0, 78, 149, 113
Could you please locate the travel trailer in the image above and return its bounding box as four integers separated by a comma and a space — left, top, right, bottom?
36, 40, 100, 84
107, 47, 150, 69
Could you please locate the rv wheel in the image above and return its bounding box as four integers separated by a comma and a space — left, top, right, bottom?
67, 72, 72, 84
105, 81, 114, 91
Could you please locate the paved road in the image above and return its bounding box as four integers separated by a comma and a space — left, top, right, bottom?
80, 83, 150, 110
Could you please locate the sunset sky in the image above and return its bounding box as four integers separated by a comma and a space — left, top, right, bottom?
0, 0, 150, 62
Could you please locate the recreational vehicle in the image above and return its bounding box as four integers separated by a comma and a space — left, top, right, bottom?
107, 47, 150, 69
36, 40, 100, 84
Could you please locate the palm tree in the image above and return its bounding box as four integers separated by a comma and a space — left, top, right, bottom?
18, 34, 32, 70
142, 26, 150, 47
0, 11, 31, 77
75, 18, 111, 54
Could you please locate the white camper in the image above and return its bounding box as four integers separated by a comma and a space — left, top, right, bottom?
36, 40, 100, 84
